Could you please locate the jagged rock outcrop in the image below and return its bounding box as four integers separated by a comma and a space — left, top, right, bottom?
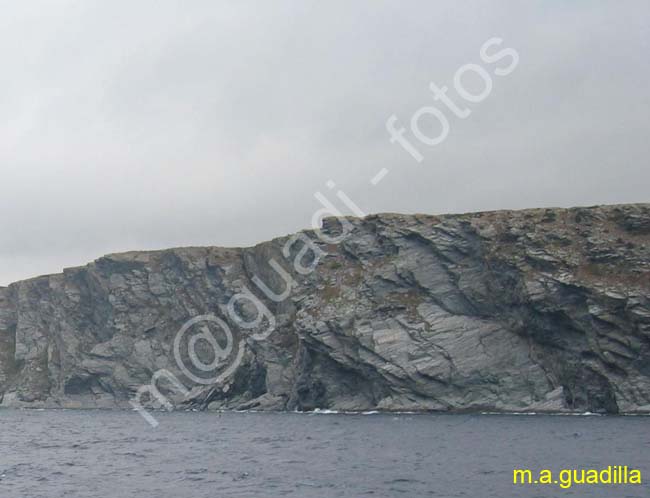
1, 204, 649, 414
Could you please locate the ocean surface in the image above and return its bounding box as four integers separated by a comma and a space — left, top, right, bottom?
0, 409, 647, 497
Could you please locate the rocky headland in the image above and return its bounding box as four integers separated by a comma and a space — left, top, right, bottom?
1, 203, 649, 414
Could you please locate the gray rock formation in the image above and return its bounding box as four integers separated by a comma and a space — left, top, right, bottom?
1, 204, 649, 414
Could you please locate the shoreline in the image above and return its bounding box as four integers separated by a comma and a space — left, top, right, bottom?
2, 405, 650, 417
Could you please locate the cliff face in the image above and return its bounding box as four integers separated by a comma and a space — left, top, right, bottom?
1, 204, 649, 414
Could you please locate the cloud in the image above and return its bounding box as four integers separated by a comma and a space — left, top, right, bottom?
1, 0, 649, 285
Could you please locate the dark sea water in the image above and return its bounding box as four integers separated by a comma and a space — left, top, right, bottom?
0, 409, 648, 497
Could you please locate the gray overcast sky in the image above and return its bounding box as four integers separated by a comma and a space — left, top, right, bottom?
1, 0, 649, 285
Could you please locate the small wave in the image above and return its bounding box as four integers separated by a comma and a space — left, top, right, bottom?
478, 411, 604, 417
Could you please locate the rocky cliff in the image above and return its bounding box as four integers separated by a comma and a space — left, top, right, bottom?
1, 204, 649, 414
